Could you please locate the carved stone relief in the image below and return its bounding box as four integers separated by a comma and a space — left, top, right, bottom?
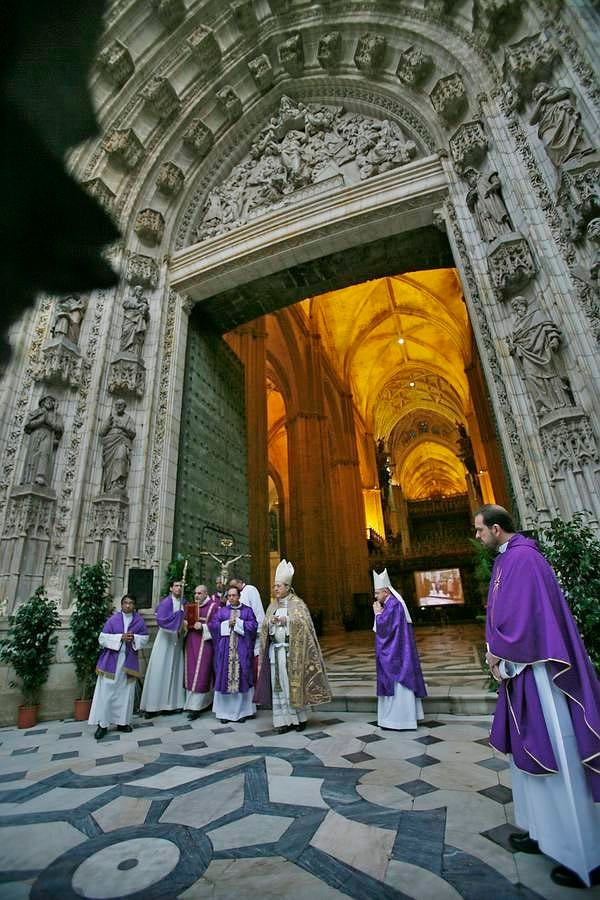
424, 0, 459, 13
35, 341, 82, 389
102, 128, 144, 170
464, 168, 513, 242
109, 285, 150, 398
317, 32, 342, 70
539, 409, 599, 479
270, 0, 291, 12
20, 396, 63, 489
151, 0, 186, 29
529, 83, 592, 169
141, 76, 180, 119
217, 86, 242, 124
449, 121, 488, 171
187, 26, 221, 74
82, 178, 115, 212
278, 33, 304, 77
134, 208, 165, 246
587, 218, 600, 288
472, 0, 521, 50
396, 45, 434, 88
557, 152, 600, 242
51, 295, 87, 345
430, 73, 468, 125
126, 254, 159, 288
156, 161, 185, 196
354, 33, 386, 76
100, 399, 136, 497
503, 32, 557, 105
88, 496, 128, 541
487, 235, 537, 298
248, 54, 274, 93
183, 119, 214, 158
193, 95, 420, 241
3, 487, 56, 540
97, 40, 134, 89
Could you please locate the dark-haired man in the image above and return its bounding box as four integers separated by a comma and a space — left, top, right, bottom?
476, 504, 600, 889
140, 578, 186, 718
89, 594, 148, 740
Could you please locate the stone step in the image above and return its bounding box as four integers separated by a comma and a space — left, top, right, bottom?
324, 685, 497, 717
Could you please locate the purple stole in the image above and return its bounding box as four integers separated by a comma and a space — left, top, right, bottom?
184, 597, 219, 693
96, 611, 148, 679
375, 594, 427, 698
156, 594, 185, 631
486, 534, 600, 800
210, 605, 257, 694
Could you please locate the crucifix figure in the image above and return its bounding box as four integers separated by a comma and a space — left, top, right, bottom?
199, 547, 251, 583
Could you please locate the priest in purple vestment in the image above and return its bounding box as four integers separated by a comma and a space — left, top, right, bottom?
373, 569, 426, 730
184, 584, 220, 720
210, 585, 257, 723
477, 504, 600, 889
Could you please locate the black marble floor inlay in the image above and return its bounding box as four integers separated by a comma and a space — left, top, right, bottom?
306, 732, 330, 741
171, 725, 193, 732
256, 729, 277, 737
406, 754, 440, 768
474, 737, 493, 747
58, 732, 83, 740
415, 735, 443, 746
212, 727, 235, 734
478, 784, 513, 804
11, 746, 38, 756
397, 779, 439, 797
138, 738, 162, 747
480, 823, 523, 852
419, 720, 445, 728
51, 751, 79, 761
356, 734, 385, 744
24, 729, 47, 737
476, 757, 510, 772
132, 721, 154, 729
342, 751, 375, 764
0, 770, 27, 783
96, 755, 124, 766
182, 741, 208, 751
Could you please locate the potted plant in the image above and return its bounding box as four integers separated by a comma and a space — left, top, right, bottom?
0, 586, 62, 728
67, 561, 113, 720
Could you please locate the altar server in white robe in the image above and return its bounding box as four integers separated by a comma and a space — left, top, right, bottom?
140, 578, 186, 717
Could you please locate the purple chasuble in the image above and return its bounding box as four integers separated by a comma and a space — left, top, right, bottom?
375, 594, 427, 698
155, 594, 185, 631
184, 597, 219, 693
486, 533, 600, 800
210, 605, 257, 694
96, 611, 148, 679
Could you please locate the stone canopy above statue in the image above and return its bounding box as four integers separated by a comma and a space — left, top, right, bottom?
193, 95, 422, 242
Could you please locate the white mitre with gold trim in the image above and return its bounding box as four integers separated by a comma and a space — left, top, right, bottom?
372, 568, 412, 623
275, 558, 294, 585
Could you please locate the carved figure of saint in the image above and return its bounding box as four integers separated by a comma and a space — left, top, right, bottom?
529, 83, 590, 168
21, 396, 63, 487
52, 295, 87, 344
508, 296, 574, 416
464, 168, 513, 242
120, 285, 150, 358
100, 399, 136, 496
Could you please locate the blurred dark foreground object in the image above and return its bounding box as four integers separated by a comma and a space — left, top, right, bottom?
0, 0, 120, 363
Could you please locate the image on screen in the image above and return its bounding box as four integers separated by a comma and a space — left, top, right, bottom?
414, 568, 464, 607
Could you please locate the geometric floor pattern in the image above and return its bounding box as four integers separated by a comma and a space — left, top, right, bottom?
1, 709, 594, 898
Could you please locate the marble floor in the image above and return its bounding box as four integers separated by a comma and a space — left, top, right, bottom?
1, 707, 597, 899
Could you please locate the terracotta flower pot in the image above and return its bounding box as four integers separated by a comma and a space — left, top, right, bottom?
17, 704, 39, 729
73, 698, 92, 721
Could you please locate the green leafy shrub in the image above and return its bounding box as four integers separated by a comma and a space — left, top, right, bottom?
0, 587, 61, 706
163, 554, 197, 603
67, 561, 113, 700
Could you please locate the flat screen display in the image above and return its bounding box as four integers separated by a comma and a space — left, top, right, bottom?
414, 568, 464, 607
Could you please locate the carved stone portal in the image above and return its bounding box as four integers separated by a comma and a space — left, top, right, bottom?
557, 152, 600, 242
449, 121, 488, 171
430, 73, 468, 125
503, 32, 557, 105
97, 40, 134, 88
183, 119, 214, 158
472, 0, 521, 51
187, 25, 221, 73
217, 86, 242, 123
487, 234, 536, 297
317, 32, 342, 70
539, 408, 599, 479
134, 208, 165, 246
102, 128, 145, 170
3, 486, 56, 540
396, 45, 434, 87
88, 496, 129, 542
36, 339, 82, 389
82, 178, 115, 212
156, 161, 185, 196
126, 254, 159, 288
193, 96, 419, 241
141, 76, 180, 118
109, 356, 146, 398
354, 33, 386, 75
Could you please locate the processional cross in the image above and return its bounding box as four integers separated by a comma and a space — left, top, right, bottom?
199, 538, 251, 582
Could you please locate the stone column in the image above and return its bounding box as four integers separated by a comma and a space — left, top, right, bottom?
464, 356, 511, 510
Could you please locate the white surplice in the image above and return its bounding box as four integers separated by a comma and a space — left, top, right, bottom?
88, 614, 149, 728
212, 616, 256, 721
240, 583, 265, 656
140, 600, 185, 712
269, 600, 308, 729
373, 615, 423, 731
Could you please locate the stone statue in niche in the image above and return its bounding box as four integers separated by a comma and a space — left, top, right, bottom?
464, 168, 513, 242
507, 296, 575, 416
99, 398, 136, 496
21, 395, 64, 487
529, 83, 591, 168
456, 422, 482, 502
194, 95, 419, 240
51, 295, 87, 344
120, 285, 150, 358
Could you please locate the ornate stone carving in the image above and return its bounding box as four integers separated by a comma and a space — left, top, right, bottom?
36, 340, 82, 389
587, 218, 600, 288
151, 0, 186, 29
464, 168, 513, 242
430, 73, 467, 125
217, 86, 242, 123
503, 32, 557, 105
193, 96, 419, 241
530, 83, 592, 169
396, 45, 434, 87
183, 119, 214, 158
278, 33, 304, 77
449, 120, 488, 171
424, 0, 458, 13
487, 235, 536, 297
89, 496, 128, 541
141, 76, 179, 118
82, 178, 115, 212
97, 40, 134, 89
126, 254, 160, 288
109, 356, 146, 398
354, 33, 386, 76
134, 208, 165, 246
100, 399, 136, 497
539, 409, 599, 479
248, 54, 274, 93
20, 396, 63, 488
102, 128, 144, 171
51, 295, 87, 345
507, 296, 574, 416
472, 0, 521, 50
3, 487, 56, 540
317, 32, 342, 70
119, 285, 150, 359
155, 161, 185, 196
231, 0, 257, 32
557, 152, 600, 242
187, 26, 221, 74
